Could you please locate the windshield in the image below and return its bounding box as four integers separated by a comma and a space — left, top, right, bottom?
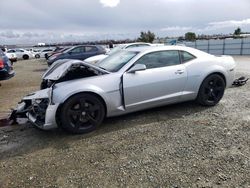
97, 50, 138, 72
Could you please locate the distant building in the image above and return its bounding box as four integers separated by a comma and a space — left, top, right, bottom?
240, 34, 250, 38
38, 43, 46, 46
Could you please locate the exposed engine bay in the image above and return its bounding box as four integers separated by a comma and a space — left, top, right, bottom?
41, 61, 107, 89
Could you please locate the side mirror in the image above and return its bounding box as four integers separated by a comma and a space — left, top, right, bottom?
127, 64, 146, 73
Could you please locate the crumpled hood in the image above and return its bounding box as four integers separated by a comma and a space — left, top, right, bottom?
23, 88, 51, 100
42, 59, 109, 81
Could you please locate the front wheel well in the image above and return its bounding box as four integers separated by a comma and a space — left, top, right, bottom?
55, 92, 107, 128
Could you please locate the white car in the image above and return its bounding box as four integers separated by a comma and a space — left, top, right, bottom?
39, 49, 54, 58
11, 46, 236, 134
0, 47, 17, 63
5, 52, 17, 63
7, 49, 34, 60
85, 42, 152, 64
26, 49, 41, 58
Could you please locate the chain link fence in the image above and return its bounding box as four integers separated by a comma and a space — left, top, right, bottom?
183, 38, 250, 55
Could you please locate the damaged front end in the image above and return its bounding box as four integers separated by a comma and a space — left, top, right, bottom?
9, 60, 109, 130
9, 88, 59, 130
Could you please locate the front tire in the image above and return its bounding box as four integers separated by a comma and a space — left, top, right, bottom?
197, 74, 225, 106
23, 54, 29, 60
60, 93, 105, 134
35, 54, 40, 58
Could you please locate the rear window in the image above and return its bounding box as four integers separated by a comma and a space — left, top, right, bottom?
85, 46, 97, 52
180, 51, 196, 63
7, 50, 15, 53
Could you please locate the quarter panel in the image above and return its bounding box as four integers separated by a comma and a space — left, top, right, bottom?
183, 58, 229, 100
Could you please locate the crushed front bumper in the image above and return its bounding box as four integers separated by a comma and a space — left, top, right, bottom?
26, 103, 59, 130
10, 88, 59, 130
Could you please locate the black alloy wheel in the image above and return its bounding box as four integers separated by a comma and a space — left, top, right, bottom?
60, 93, 105, 134
197, 74, 225, 106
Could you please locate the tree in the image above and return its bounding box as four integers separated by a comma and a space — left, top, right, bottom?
138, 31, 155, 43
185, 32, 196, 41
234, 27, 241, 35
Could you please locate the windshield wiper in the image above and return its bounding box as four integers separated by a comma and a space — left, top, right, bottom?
98, 66, 112, 73
98, 66, 108, 71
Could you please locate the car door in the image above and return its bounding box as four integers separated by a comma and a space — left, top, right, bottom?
123, 50, 187, 110
68, 46, 85, 60
14, 49, 23, 59
82, 46, 99, 60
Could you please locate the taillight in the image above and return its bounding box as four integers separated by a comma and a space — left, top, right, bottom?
0, 59, 4, 69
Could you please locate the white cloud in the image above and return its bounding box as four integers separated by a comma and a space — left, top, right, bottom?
99, 0, 120, 7
161, 26, 193, 31
203, 19, 250, 31
159, 19, 250, 36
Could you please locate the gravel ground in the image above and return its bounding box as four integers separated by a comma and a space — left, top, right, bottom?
0, 57, 249, 187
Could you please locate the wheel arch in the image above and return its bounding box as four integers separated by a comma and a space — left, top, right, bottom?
196, 71, 227, 99
55, 91, 108, 128
203, 72, 227, 86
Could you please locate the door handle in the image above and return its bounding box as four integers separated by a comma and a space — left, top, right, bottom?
175, 70, 185, 74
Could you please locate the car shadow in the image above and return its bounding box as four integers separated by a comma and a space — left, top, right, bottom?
0, 101, 208, 160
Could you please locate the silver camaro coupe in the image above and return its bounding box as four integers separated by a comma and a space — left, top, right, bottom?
12, 46, 236, 134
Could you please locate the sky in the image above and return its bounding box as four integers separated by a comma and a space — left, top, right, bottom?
0, 0, 250, 44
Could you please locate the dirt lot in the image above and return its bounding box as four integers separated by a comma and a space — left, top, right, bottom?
0, 57, 250, 187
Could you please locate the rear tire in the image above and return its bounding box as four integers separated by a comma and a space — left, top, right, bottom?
60, 93, 105, 134
23, 54, 29, 60
197, 74, 225, 106
35, 54, 40, 58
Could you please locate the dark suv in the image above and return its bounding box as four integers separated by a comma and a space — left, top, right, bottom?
47, 45, 106, 66
0, 48, 15, 81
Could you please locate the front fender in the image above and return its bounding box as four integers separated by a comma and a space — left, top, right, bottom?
52, 83, 108, 104
51, 75, 123, 116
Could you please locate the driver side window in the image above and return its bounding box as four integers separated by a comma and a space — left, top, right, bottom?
134, 50, 180, 69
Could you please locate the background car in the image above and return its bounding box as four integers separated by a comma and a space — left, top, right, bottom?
5, 52, 17, 63
26, 49, 41, 58
47, 45, 106, 66
0, 48, 15, 80
7, 49, 34, 60
13, 46, 236, 134
84, 42, 152, 64
46, 47, 69, 60
39, 49, 54, 59
1, 47, 17, 63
